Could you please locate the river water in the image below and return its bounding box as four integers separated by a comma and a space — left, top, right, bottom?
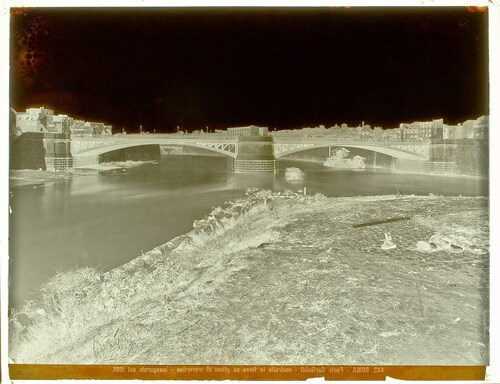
9, 155, 488, 309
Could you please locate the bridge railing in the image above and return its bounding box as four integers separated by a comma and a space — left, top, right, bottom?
273, 138, 431, 146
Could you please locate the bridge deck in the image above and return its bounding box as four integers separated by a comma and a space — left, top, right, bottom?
70, 135, 431, 160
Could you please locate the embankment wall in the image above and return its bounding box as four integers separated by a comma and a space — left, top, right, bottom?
10, 133, 47, 170
395, 139, 488, 178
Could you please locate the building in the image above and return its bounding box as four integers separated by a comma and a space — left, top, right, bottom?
52, 115, 71, 134
10, 108, 22, 136
472, 115, 489, 140
69, 120, 93, 137
227, 125, 268, 138
12, 106, 113, 137
442, 124, 467, 140
380, 128, 401, 141
452, 116, 489, 140
15, 107, 54, 133
399, 119, 444, 141
69, 121, 112, 136
462, 119, 477, 138
87, 122, 112, 136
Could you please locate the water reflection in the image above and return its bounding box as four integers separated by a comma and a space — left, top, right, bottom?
228, 172, 278, 190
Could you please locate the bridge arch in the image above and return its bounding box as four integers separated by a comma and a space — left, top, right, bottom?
71, 140, 237, 159
275, 142, 427, 160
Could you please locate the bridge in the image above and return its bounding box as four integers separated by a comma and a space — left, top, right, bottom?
273, 138, 429, 160
71, 135, 238, 166
68, 134, 430, 170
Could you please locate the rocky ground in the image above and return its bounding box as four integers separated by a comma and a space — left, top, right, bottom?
9, 192, 489, 365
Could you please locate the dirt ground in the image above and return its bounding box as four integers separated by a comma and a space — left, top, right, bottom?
10, 195, 489, 365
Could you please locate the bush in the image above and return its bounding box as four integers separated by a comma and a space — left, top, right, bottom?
39, 267, 102, 317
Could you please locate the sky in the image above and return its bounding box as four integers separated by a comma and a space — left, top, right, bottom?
9, 7, 489, 133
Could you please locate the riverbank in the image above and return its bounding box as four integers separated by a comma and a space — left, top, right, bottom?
280, 158, 488, 180
74, 160, 159, 171
9, 161, 159, 187
9, 169, 74, 187
9, 192, 489, 365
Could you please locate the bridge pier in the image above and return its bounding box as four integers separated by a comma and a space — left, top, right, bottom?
234, 136, 276, 173
43, 133, 73, 171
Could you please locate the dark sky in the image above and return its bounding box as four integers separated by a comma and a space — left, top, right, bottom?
10, 7, 489, 133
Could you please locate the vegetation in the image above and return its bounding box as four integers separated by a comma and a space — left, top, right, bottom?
9, 192, 489, 365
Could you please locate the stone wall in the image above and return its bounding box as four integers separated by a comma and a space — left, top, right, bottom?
395, 139, 488, 177
430, 139, 488, 177
454, 140, 488, 177
10, 132, 78, 171
394, 159, 457, 176
235, 159, 276, 172
10, 132, 47, 170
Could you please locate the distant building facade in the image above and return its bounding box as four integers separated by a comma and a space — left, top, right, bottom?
399, 119, 444, 141
11, 106, 112, 137
15, 107, 54, 134
52, 115, 71, 134
443, 116, 488, 140
69, 120, 93, 136
10, 108, 21, 136
227, 125, 268, 138
462, 119, 477, 138
443, 124, 464, 139
69, 121, 112, 137
472, 115, 489, 140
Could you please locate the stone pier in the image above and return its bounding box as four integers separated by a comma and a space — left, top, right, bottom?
43, 133, 73, 170
234, 136, 276, 172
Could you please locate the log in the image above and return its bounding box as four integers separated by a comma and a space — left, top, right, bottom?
352, 215, 412, 228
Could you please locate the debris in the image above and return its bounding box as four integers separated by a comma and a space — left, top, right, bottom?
470, 246, 487, 255
353, 216, 411, 228
451, 317, 461, 324
429, 234, 449, 250
449, 244, 464, 254
256, 242, 271, 249
417, 231, 487, 254
416, 241, 433, 253
381, 232, 397, 250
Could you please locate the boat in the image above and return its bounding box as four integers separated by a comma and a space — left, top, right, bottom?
323, 148, 366, 169
285, 167, 304, 181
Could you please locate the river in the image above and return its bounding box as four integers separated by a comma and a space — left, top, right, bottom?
9, 155, 488, 309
